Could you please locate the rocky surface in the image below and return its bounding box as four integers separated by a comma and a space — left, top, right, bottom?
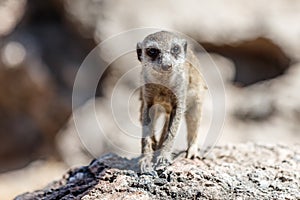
16, 143, 300, 199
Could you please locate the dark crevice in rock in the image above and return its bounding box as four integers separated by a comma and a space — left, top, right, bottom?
202, 37, 291, 86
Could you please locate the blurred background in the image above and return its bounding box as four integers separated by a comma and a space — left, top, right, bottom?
1, 0, 300, 199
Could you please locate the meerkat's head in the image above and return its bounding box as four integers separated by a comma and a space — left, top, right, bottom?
137, 31, 187, 73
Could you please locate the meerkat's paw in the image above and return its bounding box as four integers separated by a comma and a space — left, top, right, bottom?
139, 156, 154, 174
155, 154, 172, 170
186, 144, 199, 159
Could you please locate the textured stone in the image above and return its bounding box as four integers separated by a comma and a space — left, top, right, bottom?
15, 143, 300, 199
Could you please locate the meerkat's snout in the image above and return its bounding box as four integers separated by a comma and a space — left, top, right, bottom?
160, 53, 173, 71
161, 64, 172, 71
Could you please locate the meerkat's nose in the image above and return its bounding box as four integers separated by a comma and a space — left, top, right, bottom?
162, 64, 172, 71
161, 54, 172, 71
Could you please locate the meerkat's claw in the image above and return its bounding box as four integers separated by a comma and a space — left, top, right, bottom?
155, 155, 171, 170
186, 144, 199, 159
140, 156, 154, 174
142, 170, 158, 177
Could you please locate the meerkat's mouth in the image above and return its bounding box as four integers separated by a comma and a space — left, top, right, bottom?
154, 69, 173, 75
152, 66, 173, 73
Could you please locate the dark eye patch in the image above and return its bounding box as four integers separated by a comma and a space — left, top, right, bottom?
146, 48, 160, 60
171, 44, 181, 55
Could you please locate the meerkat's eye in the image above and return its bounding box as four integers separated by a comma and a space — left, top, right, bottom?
171, 44, 181, 55
146, 48, 160, 60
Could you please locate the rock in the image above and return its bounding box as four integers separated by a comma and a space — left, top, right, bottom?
62, 0, 300, 59
15, 143, 300, 199
0, 0, 26, 37
202, 37, 291, 86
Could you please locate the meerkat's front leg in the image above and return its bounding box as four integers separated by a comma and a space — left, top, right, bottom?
139, 101, 159, 173
155, 104, 184, 169
185, 98, 203, 159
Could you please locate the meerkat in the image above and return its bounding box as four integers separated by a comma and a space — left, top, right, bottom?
137, 31, 207, 173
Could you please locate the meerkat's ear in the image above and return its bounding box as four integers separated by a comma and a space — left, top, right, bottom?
136, 42, 142, 62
